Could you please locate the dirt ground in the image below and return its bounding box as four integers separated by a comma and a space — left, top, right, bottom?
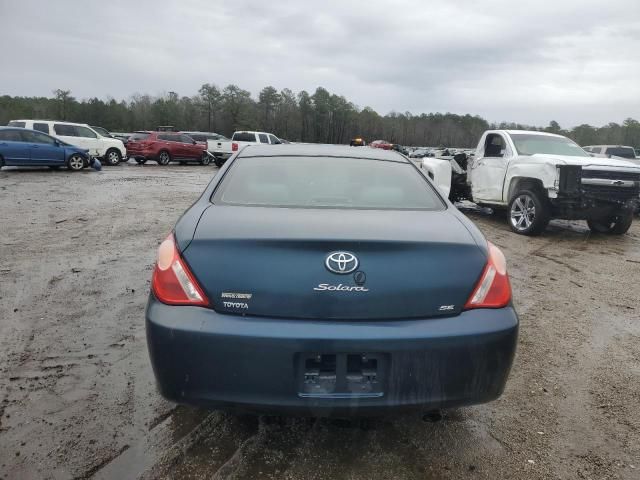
1, 163, 639, 480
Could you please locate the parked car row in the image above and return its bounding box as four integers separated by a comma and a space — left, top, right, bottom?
8, 120, 126, 166
1, 120, 246, 170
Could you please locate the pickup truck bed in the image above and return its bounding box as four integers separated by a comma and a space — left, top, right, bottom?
208, 131, 283, 167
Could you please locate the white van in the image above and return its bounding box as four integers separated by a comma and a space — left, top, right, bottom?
8, 120, 127, 165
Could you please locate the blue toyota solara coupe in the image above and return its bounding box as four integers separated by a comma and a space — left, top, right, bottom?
0, 126, 90, 170
146, 144, 518, 416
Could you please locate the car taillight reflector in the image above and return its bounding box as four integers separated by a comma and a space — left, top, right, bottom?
464, 242, 511, 309
151, 234, 209, 306
232, 142, 238, 151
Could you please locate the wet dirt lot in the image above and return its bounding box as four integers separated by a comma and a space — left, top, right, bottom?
1, 163, 639, 480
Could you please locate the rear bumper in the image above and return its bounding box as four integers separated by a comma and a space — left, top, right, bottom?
212, 152, 232, 160
146, 295, 518, 416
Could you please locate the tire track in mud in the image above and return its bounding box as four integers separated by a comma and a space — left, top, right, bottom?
93, 409, 220, 479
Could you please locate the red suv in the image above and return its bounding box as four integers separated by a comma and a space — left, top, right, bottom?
126, 131, 210, 166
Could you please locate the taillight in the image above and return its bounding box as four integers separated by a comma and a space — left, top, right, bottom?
151, 234, 209, 306
231, 142, 238, 152
464, 242, 511, 309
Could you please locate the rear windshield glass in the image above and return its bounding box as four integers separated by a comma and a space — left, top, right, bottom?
605, 147, 636, 159
213, 156, 445, 210
511, 133, 589, 157
8, 121, 25, 128
232, 132, 256, 142
129, 133, 150, 141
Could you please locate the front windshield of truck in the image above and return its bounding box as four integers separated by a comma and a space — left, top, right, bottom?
510, 133, 589, 157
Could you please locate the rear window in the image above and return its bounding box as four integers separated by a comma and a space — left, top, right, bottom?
232, 132, 257, 142
129, 133, 150, 141
8, 121, 25, 128
605, 147, 636, 159
213, 156, 445, 210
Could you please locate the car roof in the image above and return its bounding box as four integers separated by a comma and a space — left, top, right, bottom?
494, 130, 566, 138
11, 119, 90, 127
182, 131, 222, 135
0, 126, 29, 131
236, 144, 409, 162
234, 131, 275, 135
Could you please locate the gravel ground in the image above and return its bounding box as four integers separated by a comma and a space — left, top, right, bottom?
1, 163, 639, 480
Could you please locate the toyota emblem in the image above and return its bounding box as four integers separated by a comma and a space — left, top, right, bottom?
325, 252, 359, 274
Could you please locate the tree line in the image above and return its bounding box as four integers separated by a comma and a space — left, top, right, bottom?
1, 86, 639, 148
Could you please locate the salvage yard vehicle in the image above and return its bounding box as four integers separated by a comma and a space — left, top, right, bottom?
210, 131, 283, 167
409, 148, 430, 158
583, 145, 639, 163
422, 130, 640, 235
146, 144, 518, 416
0, 126, 91, 171
8, 120, 127, 166
182, 131, 229, 145
126, 131, 210, 165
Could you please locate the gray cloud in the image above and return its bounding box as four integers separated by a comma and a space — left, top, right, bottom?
1, 0, 639, 127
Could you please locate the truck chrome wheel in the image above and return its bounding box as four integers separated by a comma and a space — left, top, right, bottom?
510, 194, 536, 231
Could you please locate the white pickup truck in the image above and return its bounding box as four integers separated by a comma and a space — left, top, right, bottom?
208, 131, 283, 167
422, 130, 640, 235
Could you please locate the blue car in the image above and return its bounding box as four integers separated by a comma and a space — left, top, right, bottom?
0, 126, 90, 171
146, 144, 518, 416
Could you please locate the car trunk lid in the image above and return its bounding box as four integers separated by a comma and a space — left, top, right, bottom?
181, 206, 487, 320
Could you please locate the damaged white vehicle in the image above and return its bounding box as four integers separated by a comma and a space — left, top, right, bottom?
422, 130, 640, 235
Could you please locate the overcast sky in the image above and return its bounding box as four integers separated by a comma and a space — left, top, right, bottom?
1, 0, 639, 127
